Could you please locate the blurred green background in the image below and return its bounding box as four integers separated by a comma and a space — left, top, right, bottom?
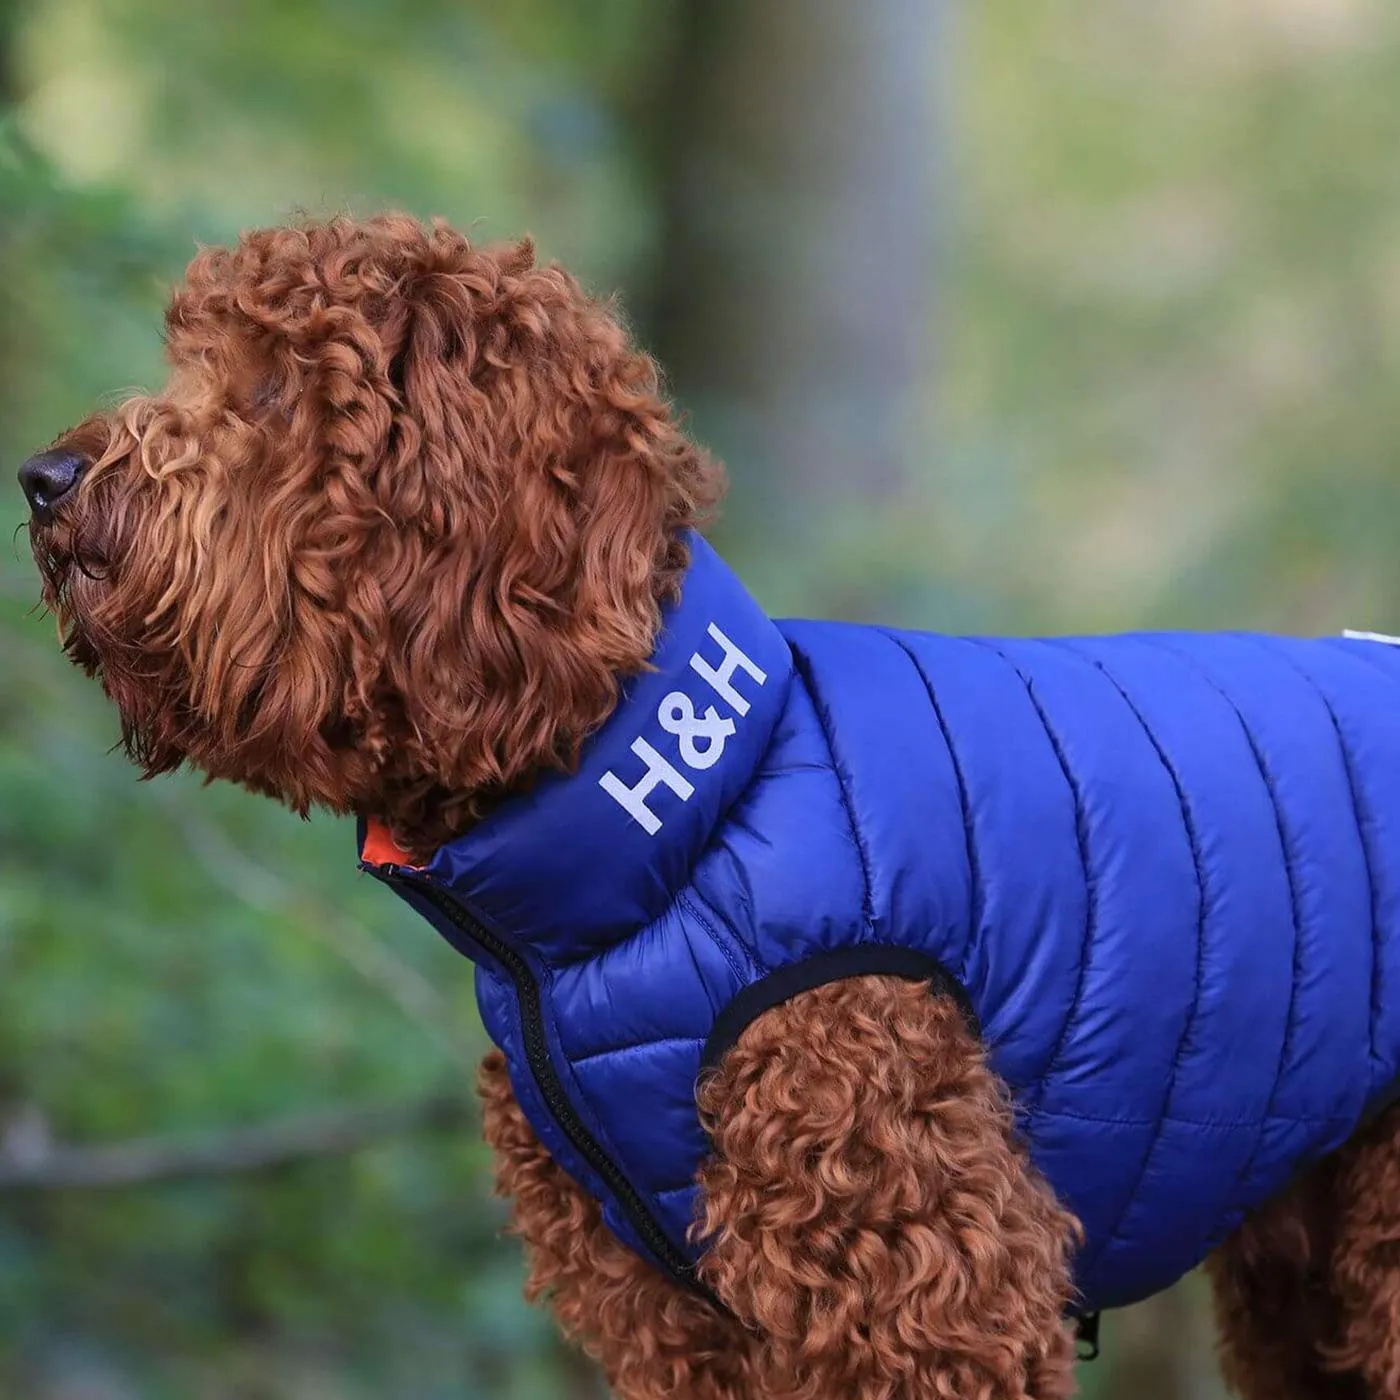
3, 1, 1399, 1396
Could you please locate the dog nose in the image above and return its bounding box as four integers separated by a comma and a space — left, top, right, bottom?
19, 449, 87, 519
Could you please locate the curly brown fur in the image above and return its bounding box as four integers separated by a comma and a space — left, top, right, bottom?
48, 211, 1400, 1400
479, 1049, 762, 1400
1206, 1156, 1354, 1399
1208, 1103, 1400, 1399
483, 977, 1079, 1400
1327, 1104, 1400, 1395
29, 215, 721, 862
30, 213, 1083, 1400
696, 976, 1081, 1400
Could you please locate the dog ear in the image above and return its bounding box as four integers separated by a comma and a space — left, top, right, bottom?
340, 231, 724, 850
157, 219, 722, 847
695, 976, 1081, 1400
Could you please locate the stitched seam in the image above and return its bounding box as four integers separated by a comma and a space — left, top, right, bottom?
681, 890, 764, 981
1250, 637, 1381, 1074
1320, 637, 1400, 1076
551, 878, 760, 974
1145, 637, 1305, 1203
881, 631, 981, 982
968, 638, 1095, 1110
572, 1035, 706, 1069
788, 641, 876, 934
1058, 640, 1209, 1277
1325, 636, 1400, 686
1028, 1106, 1354, 1129
656, 1183, 701, 1201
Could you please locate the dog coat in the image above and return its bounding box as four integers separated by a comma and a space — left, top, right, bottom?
360, 534, 1400, 1317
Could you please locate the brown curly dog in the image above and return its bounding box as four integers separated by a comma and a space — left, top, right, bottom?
21, 214, 1400, 1399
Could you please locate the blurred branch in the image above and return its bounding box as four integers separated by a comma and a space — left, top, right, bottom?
0, 1090, 471, 1189
158, 794, 481, 1067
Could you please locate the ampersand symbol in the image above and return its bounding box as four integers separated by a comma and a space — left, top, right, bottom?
658, 691, 736, 770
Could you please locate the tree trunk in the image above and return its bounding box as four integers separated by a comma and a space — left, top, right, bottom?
0, 0, 20, 106
639, 0, 948, 559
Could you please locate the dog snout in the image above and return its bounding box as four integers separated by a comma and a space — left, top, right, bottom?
18, 449, 87, 521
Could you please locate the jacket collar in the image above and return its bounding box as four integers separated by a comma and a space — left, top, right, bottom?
359, 533, 794, 964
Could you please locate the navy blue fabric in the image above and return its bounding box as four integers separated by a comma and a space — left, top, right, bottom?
362, 536, 1400, 1314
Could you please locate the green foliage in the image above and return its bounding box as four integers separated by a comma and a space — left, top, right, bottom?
939, 4, 1400, 638
0, 5, 657, 1393
3, 1, 1400, 1395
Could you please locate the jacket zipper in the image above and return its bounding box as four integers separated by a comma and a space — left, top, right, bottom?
380, 868, 717, 1303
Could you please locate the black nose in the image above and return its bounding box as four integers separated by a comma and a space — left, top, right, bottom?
19, 449, 86, 520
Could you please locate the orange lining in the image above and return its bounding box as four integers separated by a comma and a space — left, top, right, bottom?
360, 818, 423, 869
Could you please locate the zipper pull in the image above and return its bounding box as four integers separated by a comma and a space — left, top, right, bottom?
1074, 1311, 1102, 1362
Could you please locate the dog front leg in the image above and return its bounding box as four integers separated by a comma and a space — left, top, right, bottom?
1321, 1101, 1400, 1398
695, 973, 1081, 1400
478, 1050, 761, 1400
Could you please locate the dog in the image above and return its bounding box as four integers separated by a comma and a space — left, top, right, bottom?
23, 213, 1400, 1400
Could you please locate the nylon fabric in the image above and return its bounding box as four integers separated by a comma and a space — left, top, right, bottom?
361, 536, 1400, 1314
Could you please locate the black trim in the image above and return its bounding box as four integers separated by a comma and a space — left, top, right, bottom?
700, 946, 979, 1073
361, 886, 1102, 1335
372, 866, 721, 1307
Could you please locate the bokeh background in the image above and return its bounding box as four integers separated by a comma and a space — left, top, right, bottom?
3, 1, 1400, 1396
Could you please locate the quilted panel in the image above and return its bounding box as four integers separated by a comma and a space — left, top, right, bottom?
1057, 637, 1294, 1124
1047, 636, 1300, 1290
971, 636, 1200, 1117
571, 1037, 713, 1195
1045, 1112, 1261, 1312
1156, 636, 1372, 1124
1302, 638, 1400, 1096
692, 676, 868, 971
787, 622, 974, 965
884, 632, 1089, 1087
550, 901, 750, 1065
783, 624, 1400, 1311
375, 533, 1400, 1314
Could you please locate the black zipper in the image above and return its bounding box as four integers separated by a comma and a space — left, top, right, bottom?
379, 868, 717, 1303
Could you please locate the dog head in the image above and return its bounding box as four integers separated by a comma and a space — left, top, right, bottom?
22, 214, 723, 858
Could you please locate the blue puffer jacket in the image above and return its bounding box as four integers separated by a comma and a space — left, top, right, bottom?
360, 534, 1400, 1317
